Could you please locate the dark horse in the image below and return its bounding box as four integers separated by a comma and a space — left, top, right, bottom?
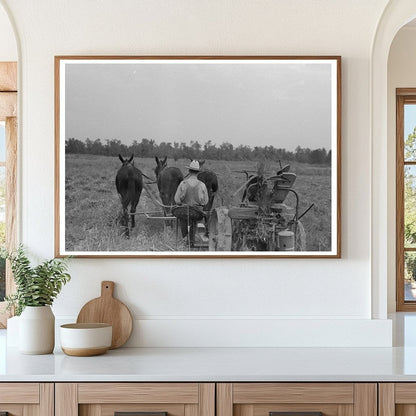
154, 156, 183, 214
197, 160, 218, 213
196, 160, 219, 235
116, 154, 143, 237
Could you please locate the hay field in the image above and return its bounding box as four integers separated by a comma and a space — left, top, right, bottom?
64, 154, 332, 252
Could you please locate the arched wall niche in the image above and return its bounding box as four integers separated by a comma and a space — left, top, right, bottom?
0, 0, 404, 341
372, 0, 416, 318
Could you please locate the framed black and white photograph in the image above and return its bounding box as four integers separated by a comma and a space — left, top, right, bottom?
55, 56, 341, 258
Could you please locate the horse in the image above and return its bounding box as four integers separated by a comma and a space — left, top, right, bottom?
197, 160, 219, 213
115, 154, 143, 237
154, 156, 184, 215
195, 160, 219, 235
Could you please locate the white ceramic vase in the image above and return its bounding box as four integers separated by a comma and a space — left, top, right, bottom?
19, 306, 55, 354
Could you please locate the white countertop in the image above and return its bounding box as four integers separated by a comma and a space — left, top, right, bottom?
2, 313, 416, 382
2, 345, 416, 382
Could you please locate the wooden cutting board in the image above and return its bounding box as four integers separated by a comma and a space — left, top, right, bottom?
76, 281, 133, 349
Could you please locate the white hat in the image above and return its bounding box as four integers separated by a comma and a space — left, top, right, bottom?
186, 160, 200, 172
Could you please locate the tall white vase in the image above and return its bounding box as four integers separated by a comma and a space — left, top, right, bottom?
19, 306, 55, 354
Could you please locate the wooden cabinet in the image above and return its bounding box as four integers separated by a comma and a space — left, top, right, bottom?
55, 383, 215, 416
217, 383, 377, 416
0, 383, 53, 416
0, 380, 409, 416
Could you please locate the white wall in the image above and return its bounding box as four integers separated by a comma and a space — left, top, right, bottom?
387, 26, 416, 312
0, 0, 393, 347
0, 3, 16, 61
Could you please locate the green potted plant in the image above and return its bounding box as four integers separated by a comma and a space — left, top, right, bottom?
4, 246, 71, 354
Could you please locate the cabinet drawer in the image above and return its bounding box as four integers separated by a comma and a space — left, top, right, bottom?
0, 383, 53, 415
78, 383, 200, 404
56, 383, 215, 416
0, 383, 39, 403
218, 383, 376, 416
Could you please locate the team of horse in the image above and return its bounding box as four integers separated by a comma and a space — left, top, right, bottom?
115, 154, 218, 237
115, 154, 143, 237
154, 156, 183, 215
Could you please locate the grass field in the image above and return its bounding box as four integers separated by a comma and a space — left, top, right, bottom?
64, 154, 332, 252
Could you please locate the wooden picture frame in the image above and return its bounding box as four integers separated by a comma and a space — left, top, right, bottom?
55, 56, 341, 258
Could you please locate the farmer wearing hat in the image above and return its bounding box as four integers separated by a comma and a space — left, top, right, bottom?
174, 160, 209, 248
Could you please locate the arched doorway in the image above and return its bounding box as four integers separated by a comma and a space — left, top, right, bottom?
371, 1, 416, 318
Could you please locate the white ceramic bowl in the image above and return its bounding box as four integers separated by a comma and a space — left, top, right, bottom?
60, 323, 112, 356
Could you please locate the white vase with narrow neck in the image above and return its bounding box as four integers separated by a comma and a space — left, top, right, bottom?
19, 306, 55, 354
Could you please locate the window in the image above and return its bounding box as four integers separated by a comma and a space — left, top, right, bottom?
396, 89, 416, 310
0, 62, 17, 326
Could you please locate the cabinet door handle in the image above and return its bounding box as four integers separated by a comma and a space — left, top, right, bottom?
270, 413, 323, 416
115, 412, 168, 416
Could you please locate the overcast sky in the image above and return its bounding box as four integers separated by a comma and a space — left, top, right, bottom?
64, 60, 334, 151
406, 105, 416, 138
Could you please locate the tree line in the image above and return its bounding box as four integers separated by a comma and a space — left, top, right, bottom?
65, 137, 332, 165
